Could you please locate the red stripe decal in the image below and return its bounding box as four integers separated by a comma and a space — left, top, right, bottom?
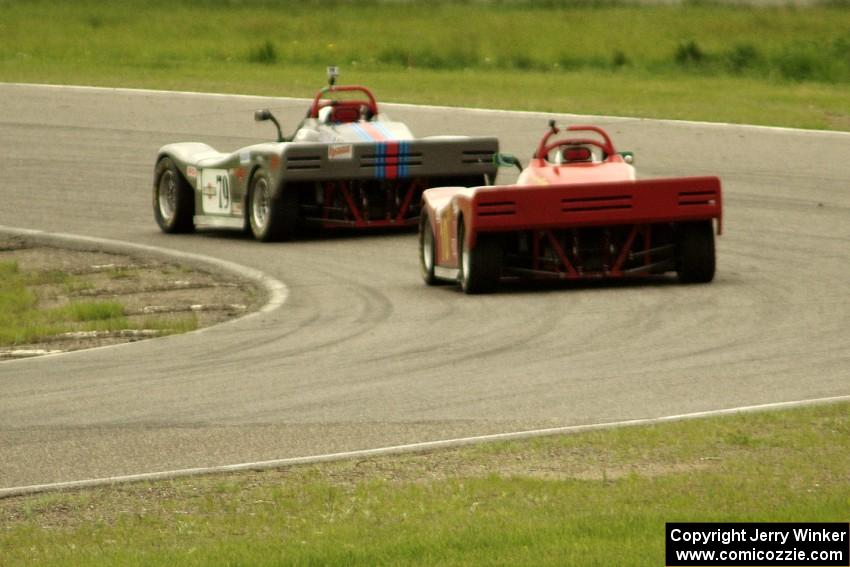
385, 142, 399, 180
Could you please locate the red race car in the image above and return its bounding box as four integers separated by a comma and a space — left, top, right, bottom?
418, 121, 722, 293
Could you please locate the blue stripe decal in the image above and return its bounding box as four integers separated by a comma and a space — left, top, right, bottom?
351, 123, 374, 142
373, 122, 397, 141
400, 141, 408, 178
376, 142, 385, 179
406, 141, 411, 178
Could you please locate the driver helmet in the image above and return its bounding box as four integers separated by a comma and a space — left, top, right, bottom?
318, 105, 333, 123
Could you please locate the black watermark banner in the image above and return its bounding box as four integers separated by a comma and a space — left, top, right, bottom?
666, 523, 849, 566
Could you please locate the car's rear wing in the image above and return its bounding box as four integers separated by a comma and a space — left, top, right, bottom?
278, 137, 499, 182
470, 176, 722, 239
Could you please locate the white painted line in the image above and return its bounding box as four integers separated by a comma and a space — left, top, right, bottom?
2, 393, 848, 499
5, 82, 850, 138
4, 81, 282, 102
0, 349, 65, 359
0, 226, 289, 361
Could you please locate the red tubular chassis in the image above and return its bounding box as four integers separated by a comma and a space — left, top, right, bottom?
419, 122, 723, 293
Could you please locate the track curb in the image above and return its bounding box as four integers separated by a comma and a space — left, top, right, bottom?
0, 225, 289, 347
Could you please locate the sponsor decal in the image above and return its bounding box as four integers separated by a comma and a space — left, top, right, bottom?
232, 167, 246, 180
269, 155, 280, 169
202, 180, 217, 198
186, 166, 198, 179
328, 144, 353, 161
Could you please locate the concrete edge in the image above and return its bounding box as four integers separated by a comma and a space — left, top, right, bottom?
0, 225, 289, 357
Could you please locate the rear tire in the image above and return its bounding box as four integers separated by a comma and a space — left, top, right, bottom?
248, 169, 298, 242
677, 221, 716, 283
419, 212, 439, 285
153, 157, 194, 233
459, 223, 502, 294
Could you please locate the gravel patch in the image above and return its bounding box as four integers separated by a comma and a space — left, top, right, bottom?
0, 236, 262, 359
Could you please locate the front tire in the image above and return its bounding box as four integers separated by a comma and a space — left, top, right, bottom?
153, 157, 194, 233
677, 221, 716, 283
459, 222, 502, 294
248, 169, 298, 242
419, 212, 439, 285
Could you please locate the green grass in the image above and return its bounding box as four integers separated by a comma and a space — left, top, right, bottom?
1, 0, 850, 129
0, 260, 194, 346
106, 268, 138, 281
1, 401, 848, 566
61, 300, 125, 322
141, 314, 199, 335
63, 278, 94, 294
0, 261, 126, 343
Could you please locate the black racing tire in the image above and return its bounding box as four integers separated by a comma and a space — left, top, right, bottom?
419, 212, 439, 285
153, 157, 195, 234
459, 222, 502, 294
248, 169, 298, 242
676, 221, 716, 283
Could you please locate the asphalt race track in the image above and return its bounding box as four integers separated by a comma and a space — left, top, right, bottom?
1, 84, 848, 491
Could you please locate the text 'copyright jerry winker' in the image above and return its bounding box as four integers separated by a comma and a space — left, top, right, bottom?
666, 523, 849, 566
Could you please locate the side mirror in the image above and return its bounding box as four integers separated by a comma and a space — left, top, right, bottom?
619, 151, 635, 164
494, 152, 523, 172
254, 109, 284, 142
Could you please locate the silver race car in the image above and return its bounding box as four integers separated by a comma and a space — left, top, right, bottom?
153, 68, 499, 241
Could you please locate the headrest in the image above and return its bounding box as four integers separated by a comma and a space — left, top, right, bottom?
562, 147, 592, 162
331, 105, 361, 123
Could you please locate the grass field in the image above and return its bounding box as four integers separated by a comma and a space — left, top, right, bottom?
1, 401, 848, 566
1, 0, 850, 129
